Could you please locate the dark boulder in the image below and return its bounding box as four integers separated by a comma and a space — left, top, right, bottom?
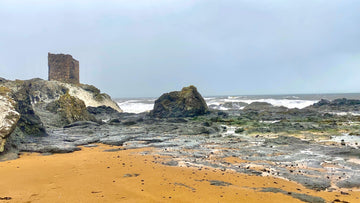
308, 98, 360, 111
312, 99, 331, 107
108, 118, 121, 125
122, 120, 137, 126
150, 85, 208, 118
332, 98, 360, 106
243, 102, 273, 111
242, 102, 288, 116
12, 81, 47, 136
87, 105, 120, 115
87, 105, 122, 122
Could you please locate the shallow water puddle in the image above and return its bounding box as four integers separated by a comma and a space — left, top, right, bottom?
331, 134, 360, 146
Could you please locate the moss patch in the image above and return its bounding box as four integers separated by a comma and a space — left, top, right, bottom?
46, 92, 95, 124
0, 86, 10, 96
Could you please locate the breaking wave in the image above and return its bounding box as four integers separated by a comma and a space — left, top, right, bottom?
115, 95, 320, 113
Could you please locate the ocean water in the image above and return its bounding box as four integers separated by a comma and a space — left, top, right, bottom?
115, 93, 360, 114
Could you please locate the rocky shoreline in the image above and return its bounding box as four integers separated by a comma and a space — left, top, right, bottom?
13, 113, 360, 191
1, 78, 360, 192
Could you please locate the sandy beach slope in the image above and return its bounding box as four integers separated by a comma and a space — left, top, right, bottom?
0, 144, 359, 203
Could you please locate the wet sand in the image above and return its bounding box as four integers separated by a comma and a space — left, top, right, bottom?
0, 144, 359, 203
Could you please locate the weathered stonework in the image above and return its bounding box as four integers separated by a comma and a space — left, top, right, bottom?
48, 53, 79, 84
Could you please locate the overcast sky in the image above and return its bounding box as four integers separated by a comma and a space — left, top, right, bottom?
0, 0, 360, 98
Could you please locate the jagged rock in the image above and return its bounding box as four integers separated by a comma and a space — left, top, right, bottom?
243, 102, 273, 111
62, 83, 122, 112
0, 88, 20, 152
108, 118, 121, 125
46, 92, 96, 124
87, 105, 120, 115
12, 81, 47, 136
243, 102, 288, 113
308, 98, 360, 111
122, 120, 137, 126
209, 101, 248, 111
0, 78, 120, 129
26, 78, 68, 103
0, 63, 120, 155
79, 84, 105, 102
87, 105, 122, 122
312, 99, 331, 107
1, 78, 121, 114
150, 85, 209, 118
331, 98, 360, 106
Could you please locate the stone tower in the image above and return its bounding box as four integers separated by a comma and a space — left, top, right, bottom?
48, 53, 79, 84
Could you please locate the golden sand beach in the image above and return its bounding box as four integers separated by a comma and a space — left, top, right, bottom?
0, 144, 359, 203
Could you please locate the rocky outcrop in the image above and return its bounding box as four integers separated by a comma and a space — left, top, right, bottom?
62, 83, 122, 112
307, 98, 360, 112
1, 78, 121, 115
0, 77, 122, 154
87, 105, 122, 122
243, 102, 288, 113
150, 85, 208, 118
243, 102, 273, 111
46, 92, 96, 124
0, 87, 20, 152
12, 80, 47, 136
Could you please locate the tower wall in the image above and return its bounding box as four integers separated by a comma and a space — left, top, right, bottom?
48, 53, 79, 84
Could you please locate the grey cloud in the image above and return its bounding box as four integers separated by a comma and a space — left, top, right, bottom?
0, 0, 359, 97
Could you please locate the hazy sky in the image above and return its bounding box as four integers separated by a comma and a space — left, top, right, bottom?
0, 0, 360, 98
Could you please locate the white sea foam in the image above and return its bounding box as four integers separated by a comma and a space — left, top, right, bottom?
260, 120, 281, 124
117, 96, 319, 113
117, 100, 154, 114
205, 97, 318, 110
238, 99, 318, 109
327, 112, 360, 116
